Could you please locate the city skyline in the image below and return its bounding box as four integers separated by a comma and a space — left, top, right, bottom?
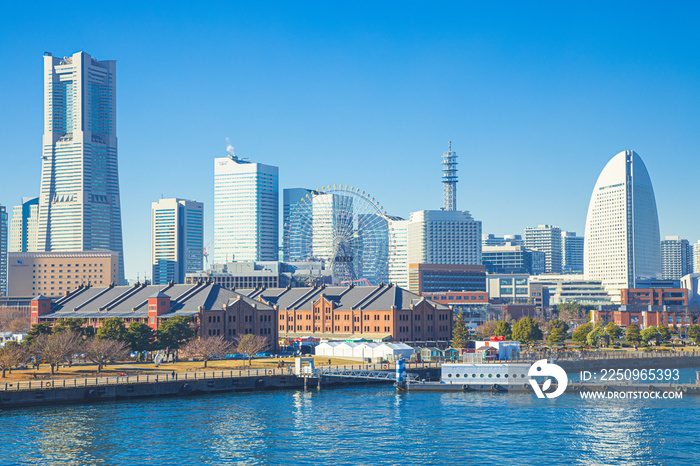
2, 3, 700, 280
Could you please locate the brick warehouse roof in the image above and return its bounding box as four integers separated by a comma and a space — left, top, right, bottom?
38, 282, 274, 321
242, 283, 451, 312
36, 283, 450, 321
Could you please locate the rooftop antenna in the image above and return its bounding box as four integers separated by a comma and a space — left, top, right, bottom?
442, 141, 458, 211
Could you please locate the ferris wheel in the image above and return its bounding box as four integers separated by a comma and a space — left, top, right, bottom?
284, 185, 390, 286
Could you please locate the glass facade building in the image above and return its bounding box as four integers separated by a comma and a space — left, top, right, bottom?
584, 150, 661, 303
214, 154, 279, 264
151, 198, 204, 285
9, 197, 39, 253
37, 51, 125, 284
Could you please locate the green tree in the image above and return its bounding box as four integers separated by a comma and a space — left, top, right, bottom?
546, 319, 570, 335
512, 317, 543, 344
572, 323, 593, 344
452, 312, 470, 348
688, 324, 700, 344
156, 315, 195, 351
657, 326, 671, 343
125, 322, 155, 352
605, 322, 622, 341
96, 318, 127, 341
24, 322, 54, 346
625, 324, 642, 344
53, 318, 95, 338
548, 327, 567, 346
587, 326, 606, 347
494, 321, 512, 340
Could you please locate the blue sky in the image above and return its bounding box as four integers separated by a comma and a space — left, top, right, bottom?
1, 1, 700, 281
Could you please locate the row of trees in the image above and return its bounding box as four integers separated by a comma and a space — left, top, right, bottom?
457, 314, 546, 346
26, 316, 195, 354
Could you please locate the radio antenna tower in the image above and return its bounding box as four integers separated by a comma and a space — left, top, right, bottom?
442, 141, 458, 211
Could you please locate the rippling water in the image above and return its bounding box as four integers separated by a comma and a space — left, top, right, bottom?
3, 381, 700, 465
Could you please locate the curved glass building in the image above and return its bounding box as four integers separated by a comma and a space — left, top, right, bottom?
583, 150, 661, 303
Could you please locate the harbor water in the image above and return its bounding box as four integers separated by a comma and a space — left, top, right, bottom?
2, 381, 700, 465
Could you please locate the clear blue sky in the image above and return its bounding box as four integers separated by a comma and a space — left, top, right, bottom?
1, 1, 700, 281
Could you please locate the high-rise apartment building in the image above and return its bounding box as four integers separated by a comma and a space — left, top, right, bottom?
561, 231, 584, 273
387, 216, 409, 288
0, 205, 7, 295
661, 236, 692, 281
283, 188, 313, 261
214, 153, 279, 264
693, 241, 700, 274
37, 51, 125, 284
524, 225, 562, 274
584, 150, 661, 303
9, 197, 39, 253
151, 198, 204, 285
407, 210, 481, 266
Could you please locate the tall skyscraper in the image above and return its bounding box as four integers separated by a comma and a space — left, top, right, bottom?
693, 241, 700, 274
442, 142, 458, 211
0, 205, 7, 295
387, 216, 409, 288
214, 153, 279, 264
561, 231, 584, 274
283, 188, 313, 261
584, 150, 661, 302
524, 225, 562, 274
9, 197, 39, 252
407, 210, 482, 266
661, 236, 692, 280
151, 198, 204, 285
37, 51, 125, 284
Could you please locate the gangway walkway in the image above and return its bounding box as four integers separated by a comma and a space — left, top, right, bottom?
301, 366, 420, 382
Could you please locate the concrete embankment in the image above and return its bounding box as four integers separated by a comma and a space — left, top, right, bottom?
0, 367, 441, 410
556, 355, 700, 373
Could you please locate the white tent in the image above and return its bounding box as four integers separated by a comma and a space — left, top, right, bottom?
375, 343, 414, 361
315, 341, 342, 357
335, 342, 359, 358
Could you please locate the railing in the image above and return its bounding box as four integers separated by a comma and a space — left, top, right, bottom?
0, 362, 440, 392
311, 367, 420, 381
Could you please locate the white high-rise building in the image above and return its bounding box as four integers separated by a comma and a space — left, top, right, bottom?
661, 236, 691, 281
693, 241, 700, 273
37, 51, 125, 284
584, 150, 661, 303
561, 231, 584, 273
387, 216, 409, 288
407, 210, 481, 266
9, 197, 39, 252
214, 153, 279, 264
151, 198, 204, 285
524, 225, 562, 274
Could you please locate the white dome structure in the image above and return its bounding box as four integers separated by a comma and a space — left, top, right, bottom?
583, 150, 661, 303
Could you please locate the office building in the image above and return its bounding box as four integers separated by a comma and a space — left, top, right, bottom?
592, 305, 700, 330
529, 274, 610, 305
214, 153, 279, 264
408, 263, 486, 294
482, 234, 523, 247
584, 150, 661, 303
524, 225, 562, 274
661, 236, 692, 281
482, 244, 545, 275
0, 205, 7, 295
561, 231, 584, 273
151, 198, 204, 285
621, 288, 688, 306
407, 210, 481, 266
37, 51, 125, 284
7, 251, 119, 297
387, 216, 409, 288
9, 197, 39, 253
283, 188, 313, 261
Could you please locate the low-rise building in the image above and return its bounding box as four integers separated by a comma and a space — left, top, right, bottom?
621, 288, 688, 306
8, 251, 120, 297
592, 304, 700, 329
